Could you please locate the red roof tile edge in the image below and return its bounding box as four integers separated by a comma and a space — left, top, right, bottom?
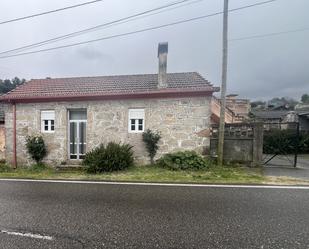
0, 87, 220, 103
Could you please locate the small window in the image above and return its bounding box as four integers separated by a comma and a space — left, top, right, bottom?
41, 110, 55, 133
128, 109, 144, 133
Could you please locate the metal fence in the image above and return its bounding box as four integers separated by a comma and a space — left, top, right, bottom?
263, 122, 300, 167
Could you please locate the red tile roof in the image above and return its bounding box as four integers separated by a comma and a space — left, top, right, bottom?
0, 72, 219, 103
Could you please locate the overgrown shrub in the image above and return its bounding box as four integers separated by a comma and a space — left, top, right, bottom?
142, 129, 161, 164
25, 135, 47, 163
157, 151, 210, 171
0, 163, 12, 173
263, 130, 309, 154
83, 142, 134, 173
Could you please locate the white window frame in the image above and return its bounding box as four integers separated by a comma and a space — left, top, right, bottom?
128, 109, 145, 133
41, 110, 55, 133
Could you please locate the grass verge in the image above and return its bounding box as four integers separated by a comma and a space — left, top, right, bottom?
0, 164, 308, 185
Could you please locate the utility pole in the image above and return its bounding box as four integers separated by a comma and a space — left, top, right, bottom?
217, 0, 229, 166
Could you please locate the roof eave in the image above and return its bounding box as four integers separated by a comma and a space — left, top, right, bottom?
0, 88, 219, 103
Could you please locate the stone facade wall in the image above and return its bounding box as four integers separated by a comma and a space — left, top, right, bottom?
0, 125, 5, 160
5, 96, 211, 166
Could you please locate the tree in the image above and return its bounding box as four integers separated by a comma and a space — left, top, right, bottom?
25, 136, 47, 164
0, 77, 26, 95
251, 100, 266, 109
268, 97, 298, 110
301, 94, 309, 104
142, 129, 161, 165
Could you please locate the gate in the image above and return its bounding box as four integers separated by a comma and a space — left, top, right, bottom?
263, 122, 300, 167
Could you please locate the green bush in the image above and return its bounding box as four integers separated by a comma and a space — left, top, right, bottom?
25, 135, 47, 163
83, 142, 134, 173
157, 151, 210, 171
142, 129, 161, 164
0, 163, 12, 173
263, 130, 309, 154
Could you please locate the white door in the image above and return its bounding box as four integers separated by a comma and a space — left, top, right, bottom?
69, 110, 87, 160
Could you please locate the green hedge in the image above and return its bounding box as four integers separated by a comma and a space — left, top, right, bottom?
157, 151, 210, 171
263, 130, 309, 154
83, 142, 134, 173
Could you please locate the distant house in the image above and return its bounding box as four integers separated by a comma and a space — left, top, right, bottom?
251, 109, 309, 131
210, 94, 250, 124
224, 94, 250, 122
250, 110, 293, 129
295, 103, 309, 131
0, 43, 219, 167
251, 110, 289, 123
210, 96, 235, 124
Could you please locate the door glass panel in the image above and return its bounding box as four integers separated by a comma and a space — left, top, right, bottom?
69, 109, 87, 120
70, 122, 77, 157
79, 122, 86, 155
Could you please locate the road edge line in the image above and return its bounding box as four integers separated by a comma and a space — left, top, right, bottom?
0, 178, 309, 189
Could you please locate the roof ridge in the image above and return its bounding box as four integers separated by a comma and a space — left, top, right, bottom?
30, 72, 200, 81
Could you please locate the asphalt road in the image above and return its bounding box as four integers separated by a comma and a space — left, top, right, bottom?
0, 180, 308, 249
263, 154, 309, 179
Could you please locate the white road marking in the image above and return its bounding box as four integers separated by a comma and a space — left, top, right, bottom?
0, 230, 53, 240
0, 178, 308, 189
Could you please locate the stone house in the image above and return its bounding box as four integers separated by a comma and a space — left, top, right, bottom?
0, 43, 219, 167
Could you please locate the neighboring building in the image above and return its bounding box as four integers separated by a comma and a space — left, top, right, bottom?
250, 110, 290, 129
251, 109, 309, 131
225, 94, 250, 122
0, 43, 219, 166
251, 110, 289, 123
210, 96, 235, 124
210, 94, 250, 124
295, 103, 309, 131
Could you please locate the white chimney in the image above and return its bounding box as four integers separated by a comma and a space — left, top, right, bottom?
158, 42, 168, 88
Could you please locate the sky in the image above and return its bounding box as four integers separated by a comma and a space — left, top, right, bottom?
0, 0, 308, 101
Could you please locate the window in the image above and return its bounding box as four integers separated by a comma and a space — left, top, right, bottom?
41, 110, 55, 133
128, 109, 144, 133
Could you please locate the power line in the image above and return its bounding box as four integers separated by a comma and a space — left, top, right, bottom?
0, 0, 280, 59
0, 0, 103, 25
229, 28, 309, 41
0, 0, 278, 56
0, 0, 200, 56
